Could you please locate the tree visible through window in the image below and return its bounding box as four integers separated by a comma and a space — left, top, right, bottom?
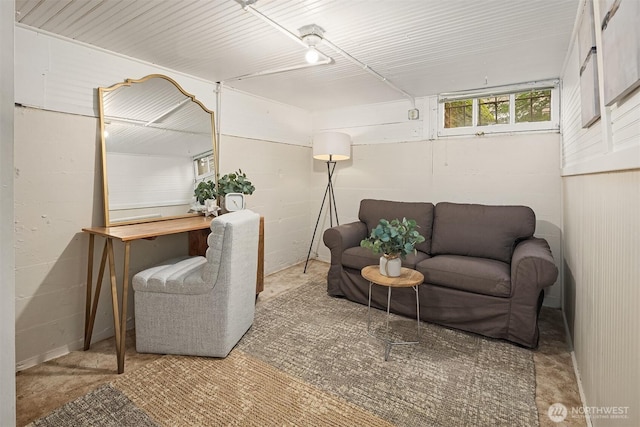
444, 100, 472, 128
443, 88, 553, 130
478, 96, 509, 126
515, 90, 551, 123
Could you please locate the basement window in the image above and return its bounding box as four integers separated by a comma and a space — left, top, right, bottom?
439, 80, 559, 137
194, 152, 215, 180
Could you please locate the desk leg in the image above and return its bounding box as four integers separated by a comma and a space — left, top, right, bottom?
84, 238, 108, 350
117, 242, 131, 374
256, 217, 264, 294
106, 239, 122, 371
83, 234, 94, 350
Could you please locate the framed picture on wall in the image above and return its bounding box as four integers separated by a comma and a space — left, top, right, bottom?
600, 0, 640, 106
578, 0, 600, 128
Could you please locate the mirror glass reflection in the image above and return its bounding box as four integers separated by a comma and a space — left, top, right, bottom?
99, 74, 216, 226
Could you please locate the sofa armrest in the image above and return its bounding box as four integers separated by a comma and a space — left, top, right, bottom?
511, 237, 558, 292
323, 221, 368, 297
323, 221, 368, 263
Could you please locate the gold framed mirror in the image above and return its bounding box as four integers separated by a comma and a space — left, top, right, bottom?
98, 74, 217, 226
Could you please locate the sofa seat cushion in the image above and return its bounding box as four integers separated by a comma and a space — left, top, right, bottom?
431, 202, 535, 263
358, 199, 434, 254
343, 246, 430, 271
416, 255, 511, 297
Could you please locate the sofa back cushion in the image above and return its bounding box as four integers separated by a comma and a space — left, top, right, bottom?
431, 202, 535, 263
358, 199, 434, 254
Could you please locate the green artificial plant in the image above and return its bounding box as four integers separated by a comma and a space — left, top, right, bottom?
360, 218, 425, 259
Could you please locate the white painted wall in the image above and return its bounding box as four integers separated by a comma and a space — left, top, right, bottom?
1, 1, 16, 424
219, 135, 312, 274
13, 107, 190, 369
14, 26, 216, 118
14, 26, 312, 147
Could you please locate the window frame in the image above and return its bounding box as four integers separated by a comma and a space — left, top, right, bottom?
437, 80, 560, 137
193, 151, 216, 181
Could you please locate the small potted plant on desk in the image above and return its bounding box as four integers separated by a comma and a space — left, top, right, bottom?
217, 169, 255, 213
360, 218, 425, 277
193, 180, 219, 216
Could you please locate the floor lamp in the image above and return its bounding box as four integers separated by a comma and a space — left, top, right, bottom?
304, 132, 351, 273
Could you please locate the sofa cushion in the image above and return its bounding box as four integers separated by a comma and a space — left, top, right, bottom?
431, 202, 535, 263
343, 246, 430, 271
416, 255, 511, 297
358, 199, 434, 254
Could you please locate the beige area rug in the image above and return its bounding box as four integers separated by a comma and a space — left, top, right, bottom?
114, 351, 393, 426
31, 280, 539, 426
237, 281, 539, 427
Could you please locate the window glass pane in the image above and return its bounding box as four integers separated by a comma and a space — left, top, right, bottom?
195, 154, 215, 177
515, 90, 551, 122
444, 100, 473, 128
478, 96, 509, 126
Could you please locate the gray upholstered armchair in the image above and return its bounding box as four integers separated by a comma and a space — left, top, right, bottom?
132, 209, 260, 357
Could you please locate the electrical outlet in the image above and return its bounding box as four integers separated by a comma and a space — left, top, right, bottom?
408, 108, 419, 120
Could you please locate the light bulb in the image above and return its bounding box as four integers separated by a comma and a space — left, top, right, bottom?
305, 47, 319, 64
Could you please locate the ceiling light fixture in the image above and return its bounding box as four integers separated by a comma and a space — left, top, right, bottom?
234, 1, 416, 110
305, 46, 320, 64
300, 24, 325, 64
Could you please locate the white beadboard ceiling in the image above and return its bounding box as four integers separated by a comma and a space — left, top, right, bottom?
15, 0, 580, 111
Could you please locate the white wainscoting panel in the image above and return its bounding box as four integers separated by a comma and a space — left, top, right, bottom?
563, 170, 640, 425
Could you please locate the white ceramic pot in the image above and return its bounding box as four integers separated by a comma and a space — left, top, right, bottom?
379, 255, 401, 277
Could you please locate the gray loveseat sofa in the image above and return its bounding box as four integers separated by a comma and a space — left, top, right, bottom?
323, 199, 558, 348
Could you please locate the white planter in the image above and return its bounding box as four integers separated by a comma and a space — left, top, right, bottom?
379, 256, 401, 277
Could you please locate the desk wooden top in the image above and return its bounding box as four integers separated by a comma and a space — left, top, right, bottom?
82, 215, 212, 242
361, 265, 424, 288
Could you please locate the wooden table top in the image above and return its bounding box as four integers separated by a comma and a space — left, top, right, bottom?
82, 215, 213, 242
361, 265, 424, 288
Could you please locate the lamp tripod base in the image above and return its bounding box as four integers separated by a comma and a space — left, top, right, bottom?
304, 160, 339, 273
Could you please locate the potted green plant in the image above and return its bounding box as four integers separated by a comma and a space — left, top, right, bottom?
194, 180, 217, 205
217, 169, 255, 197
217, 169, 255, 212
360, 217, 425, 277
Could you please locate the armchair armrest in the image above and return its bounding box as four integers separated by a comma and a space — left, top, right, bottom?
323, 221, 368, 264
511, 237, 558, 292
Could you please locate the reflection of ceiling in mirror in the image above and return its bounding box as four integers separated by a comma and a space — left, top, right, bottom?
103, 77, 212, 156
105, 123, 211, 157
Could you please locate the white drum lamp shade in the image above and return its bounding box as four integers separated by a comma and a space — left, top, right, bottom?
313, 132, 351, 161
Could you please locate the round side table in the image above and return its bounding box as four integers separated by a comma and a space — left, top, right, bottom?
361, 265, 424, 361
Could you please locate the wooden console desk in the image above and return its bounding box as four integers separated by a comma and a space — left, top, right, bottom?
82, 215, 264, 374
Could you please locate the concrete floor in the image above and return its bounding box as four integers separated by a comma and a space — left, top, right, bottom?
16, 260, 585, 426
